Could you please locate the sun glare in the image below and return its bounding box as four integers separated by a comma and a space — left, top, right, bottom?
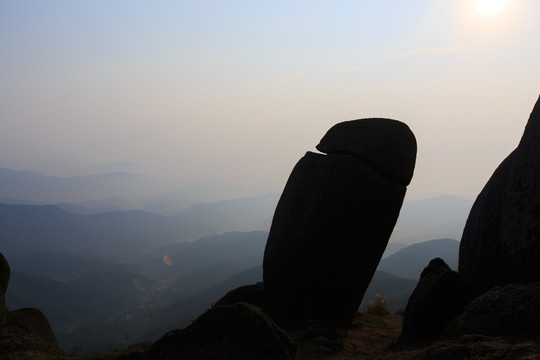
474, 0, 508, 15
163, 254, 174, 266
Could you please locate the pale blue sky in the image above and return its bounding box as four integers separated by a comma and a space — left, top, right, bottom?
1, 0, 539, 199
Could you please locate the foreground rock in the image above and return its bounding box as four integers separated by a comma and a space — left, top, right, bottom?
398, 335, 540, 360
214, 282, 267, 309
6, 308, 60, 347
0, 252, 64, 357
459, 95, 540, 294
399, 258, 474, 346
263, 118, 416, 326
449, 281, 540, 338
0, 252, 9, 336
120, 302, 295, 360
399, 96, 540, 352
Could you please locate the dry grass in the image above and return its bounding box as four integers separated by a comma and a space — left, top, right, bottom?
330, 313, 404, 360
362, 294, 390, 316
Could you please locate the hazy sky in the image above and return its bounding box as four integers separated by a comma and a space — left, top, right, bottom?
1, 0, 539, 199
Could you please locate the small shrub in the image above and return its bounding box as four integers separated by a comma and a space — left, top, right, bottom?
362, 294, 390, 316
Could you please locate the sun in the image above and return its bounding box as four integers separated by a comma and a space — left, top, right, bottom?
474, 0, 508, 15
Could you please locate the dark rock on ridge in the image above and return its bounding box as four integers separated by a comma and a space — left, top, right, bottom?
0, 253, 8, 297
449, 281, 540, 338
458, 152, 515, 293
264, 118, 416, 326
120, 302, 295, 360
400, 258, 474, 346
0, 252, 9, 336
6, 307, 60, 347
396, 97, 540, 353
0, 332, 64, 358
414, 335, 540, 360
0, 252, 63, 357
460, 95, 540, 293
216, 284, 344, 357
214, 282, 267, 309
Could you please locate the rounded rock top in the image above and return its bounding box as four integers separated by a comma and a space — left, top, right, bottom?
316, 118, 417, 185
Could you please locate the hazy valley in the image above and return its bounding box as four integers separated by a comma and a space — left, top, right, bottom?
0, 168, 471, 354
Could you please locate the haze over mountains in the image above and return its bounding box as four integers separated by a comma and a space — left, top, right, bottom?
0, 168, 272, 214
0, 167, 472, 354
0, 167, 472, 244
389, 196, 472, 245
5, 233, 458, 354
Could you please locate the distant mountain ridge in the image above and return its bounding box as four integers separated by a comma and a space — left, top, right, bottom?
139, 231, 268, 279
1, 168, 472, 246
0, 167, 472, 354
390, 195, 473, 244
0, 201, 273, 261
172, 193, 279, 231
6, 251, 139, 281
378, 238, 459, 279
0, 168, 270, 212
0, 168, 155, 204
0, 203, 193, 260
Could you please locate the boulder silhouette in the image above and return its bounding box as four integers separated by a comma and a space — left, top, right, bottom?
0, 252, 63, 356
399, 258, 474, 346
5, 308, 60, 348
0, 252, 9, 336
214, 282, 267, 309
120, 302, 295, 360
316, 118, 417, 185
263, 118, 416, 326
459, 95, 540, 293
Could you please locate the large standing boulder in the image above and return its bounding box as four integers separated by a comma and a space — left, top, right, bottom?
459, 95, 540, 293
263, 118, 416, 326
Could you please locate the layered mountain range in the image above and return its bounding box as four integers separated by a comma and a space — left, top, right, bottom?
0, 165, 471, 355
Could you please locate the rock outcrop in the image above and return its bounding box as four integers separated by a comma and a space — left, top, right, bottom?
0, 252, 9, 336
399, 258, 474, 346
0, 252, 63, 357
459, 95, 540, 293
120, 302, 296, 360
263, 118, 416, 326
449, 282, 540, 338
397, 96, 540, 352
6, 308, 60, 347
214, 282, 267, 309
413, 335, 540, 360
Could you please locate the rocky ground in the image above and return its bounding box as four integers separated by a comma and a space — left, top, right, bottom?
2, 313, 402, 360
3, 312, 539, 360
